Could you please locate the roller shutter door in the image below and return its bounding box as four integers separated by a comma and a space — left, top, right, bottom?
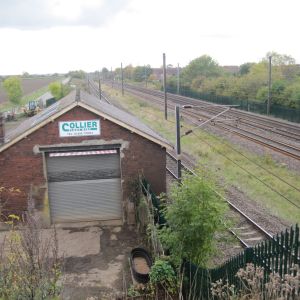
47, 150, 122, 223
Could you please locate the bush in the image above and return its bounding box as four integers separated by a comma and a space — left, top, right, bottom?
149, 258, 178, 295
159, 169, 228, 267
0, 214, 62, 299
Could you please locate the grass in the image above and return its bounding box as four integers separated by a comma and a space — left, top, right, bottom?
103, 84, 300, 224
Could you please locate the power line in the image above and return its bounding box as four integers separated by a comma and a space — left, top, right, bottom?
190, 130, 300, 209
181, 115, 300, 193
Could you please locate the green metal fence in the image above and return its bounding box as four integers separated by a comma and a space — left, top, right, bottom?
140, 178, 166, 226
166, 86, 300, 123
183, 224, 300, 299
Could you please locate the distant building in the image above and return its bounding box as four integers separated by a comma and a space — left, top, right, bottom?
222, 66, 240, 74
37, 91, 55, 108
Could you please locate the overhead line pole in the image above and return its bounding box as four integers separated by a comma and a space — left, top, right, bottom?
267, 55, 272, 116
121, 62, 124, 96
98, 71, 102, 100
144, 65, 147, 88
175, 105, 182, 181
177, 63, 180, 95
163, 53, 167, 120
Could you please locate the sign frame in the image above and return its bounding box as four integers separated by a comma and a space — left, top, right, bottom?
59, 119, 101, 137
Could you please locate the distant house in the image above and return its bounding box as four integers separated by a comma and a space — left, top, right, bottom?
222, 66, 240, 74
151, 67, 180, 81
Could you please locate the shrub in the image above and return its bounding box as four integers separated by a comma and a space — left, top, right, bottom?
149, 259, 178, 294
159, 168, 228, 266
0, 214, 62, 299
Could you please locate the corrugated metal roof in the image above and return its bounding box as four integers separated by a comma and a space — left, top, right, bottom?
38, 91, 55, 103
2, 89, 172, 151
79, 90, 171, 146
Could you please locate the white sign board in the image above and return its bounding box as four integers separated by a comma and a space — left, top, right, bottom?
59, 120, 100, 137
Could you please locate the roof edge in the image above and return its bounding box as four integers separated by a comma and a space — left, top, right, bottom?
78, 102, 173, 150
0, 100, 173, 153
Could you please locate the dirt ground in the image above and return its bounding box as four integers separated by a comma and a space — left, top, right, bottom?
0, 223, 141, 300
0, 77, 58, 104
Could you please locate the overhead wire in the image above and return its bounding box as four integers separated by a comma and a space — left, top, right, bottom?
181, 115, 300, 193
189, 129, 300, 209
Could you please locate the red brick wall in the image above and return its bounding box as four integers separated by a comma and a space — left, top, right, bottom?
0, 106, 166, 219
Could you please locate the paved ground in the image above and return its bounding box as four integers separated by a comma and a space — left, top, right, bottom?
0, 223, 140, 300
58, 224, 139, 300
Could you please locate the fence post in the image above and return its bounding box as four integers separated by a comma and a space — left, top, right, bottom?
245, 247, 254, 264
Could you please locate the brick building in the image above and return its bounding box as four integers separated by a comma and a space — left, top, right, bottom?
0, 90, 171, 226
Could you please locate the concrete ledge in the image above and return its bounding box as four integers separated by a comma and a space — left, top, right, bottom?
53, 219, 123, 229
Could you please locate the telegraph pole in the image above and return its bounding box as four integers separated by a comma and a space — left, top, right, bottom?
98, 71, 102, 100
267, 55, 272, 115
177, 63, 180, 95
175, 105, 182, 181
144, 65, 147, 88
87, 76, 90, 94
111, 67, 113, 88
121, 62, 124, 96
163, 53, 167, 120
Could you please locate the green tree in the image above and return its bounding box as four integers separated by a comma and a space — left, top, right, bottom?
263, 51, 296, 66
123, 64, 134, 80
3, 76, 23, 107
67, 70, 85, 79
133, 65, 152, 82
182, 55, 222, 84
283, 80, 300, 108
159, 169, 227, 266
239, 62, 255, 75
49, 82, 69, 100
101, 67, 109, 79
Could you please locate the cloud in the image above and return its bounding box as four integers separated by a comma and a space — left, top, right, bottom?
0, 0, 130, 29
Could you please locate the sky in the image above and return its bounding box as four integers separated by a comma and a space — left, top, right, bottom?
0, 0, 299, 75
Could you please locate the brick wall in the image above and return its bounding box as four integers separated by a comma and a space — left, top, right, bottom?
0, 106, 166, 222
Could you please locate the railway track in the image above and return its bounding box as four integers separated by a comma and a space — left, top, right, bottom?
118, 83, 300, 160
87, 77, 111, 104
123, 84, 300, 137
166, 151, 273, 249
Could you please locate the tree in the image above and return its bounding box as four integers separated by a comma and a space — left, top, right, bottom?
22, 71, 30, 77
159, 169, 227, 266
263, 51, 296, 66
49, 82, 69, 100
123, 64, 134, 80
101, 67, 109, 79
181, 55, 222, 84
133, 65, 152, 82
3, 76, 23, 107
67, 70, 85, 79
239, 62, 255, 75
